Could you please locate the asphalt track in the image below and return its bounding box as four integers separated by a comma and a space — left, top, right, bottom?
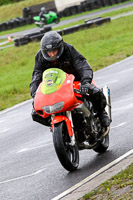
1, 56, 133, 200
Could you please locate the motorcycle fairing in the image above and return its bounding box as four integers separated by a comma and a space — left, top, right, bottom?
34, 68, 82, 118
33, 16, 40, 22
45, 11, 58, 24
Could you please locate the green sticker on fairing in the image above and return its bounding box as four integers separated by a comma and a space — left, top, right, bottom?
41, 68, 66, 94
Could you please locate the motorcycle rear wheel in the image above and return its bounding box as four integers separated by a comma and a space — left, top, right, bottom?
53, 17, 60, 24
93, 134, 109, 153
53, 122, 79, 172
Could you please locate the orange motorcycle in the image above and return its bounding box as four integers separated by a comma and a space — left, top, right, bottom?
34, 68, 111, 171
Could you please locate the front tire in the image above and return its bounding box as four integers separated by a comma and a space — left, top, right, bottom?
53, 122, 79, 172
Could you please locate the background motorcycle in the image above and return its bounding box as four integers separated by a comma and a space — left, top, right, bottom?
33, 11, 60, 28
34, 68, 112, 172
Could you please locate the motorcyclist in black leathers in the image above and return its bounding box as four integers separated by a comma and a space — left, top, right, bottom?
30, 31, 110, 127
39, 7, 47, 19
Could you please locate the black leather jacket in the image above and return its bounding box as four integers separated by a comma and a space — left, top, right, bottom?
30, 42, 93, 98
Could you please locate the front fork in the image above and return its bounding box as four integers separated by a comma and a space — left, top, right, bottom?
52, 111, 76, 146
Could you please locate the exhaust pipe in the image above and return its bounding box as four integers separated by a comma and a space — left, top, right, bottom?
79, 127, 110, 150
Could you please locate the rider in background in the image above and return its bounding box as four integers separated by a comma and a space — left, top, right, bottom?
30, 31, 110, 127
39, 7, 47, 19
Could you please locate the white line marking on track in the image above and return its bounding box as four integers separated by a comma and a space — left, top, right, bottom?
111, 122, 127, 129
0, 168, 46, 185
17, 143, 53, 153
51, 149, 133, 200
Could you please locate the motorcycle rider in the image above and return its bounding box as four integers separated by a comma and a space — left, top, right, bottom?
30, 31, 110, 127
39, 7, 47, 19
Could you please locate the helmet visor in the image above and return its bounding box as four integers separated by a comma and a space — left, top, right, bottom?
41, 42, 64, 62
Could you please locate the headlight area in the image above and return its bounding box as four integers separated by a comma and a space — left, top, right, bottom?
42, 101, 64, 114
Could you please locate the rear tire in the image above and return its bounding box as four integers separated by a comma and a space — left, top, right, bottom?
54, 17, 60, 24
53, 122, 79, 172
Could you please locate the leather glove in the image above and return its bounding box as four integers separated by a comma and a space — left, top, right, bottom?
80, 83, 99, 96
80, 83, 90, 95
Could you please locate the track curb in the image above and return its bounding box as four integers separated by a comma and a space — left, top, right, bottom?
52, 149, 133, 200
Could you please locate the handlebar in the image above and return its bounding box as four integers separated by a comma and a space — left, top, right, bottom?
74, 88, 81, 94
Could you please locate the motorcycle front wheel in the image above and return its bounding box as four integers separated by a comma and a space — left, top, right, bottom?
53, 122, 79, 172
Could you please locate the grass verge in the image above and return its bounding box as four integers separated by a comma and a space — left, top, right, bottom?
80, 163, 133, 200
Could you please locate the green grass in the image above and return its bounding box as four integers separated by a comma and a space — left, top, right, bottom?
63, 15, 133, 70
81, 163, 133, 200
0, 42, 37, 110
1, 14, 133, 110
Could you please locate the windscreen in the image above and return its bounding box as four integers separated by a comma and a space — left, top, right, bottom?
41, 68, 66, 94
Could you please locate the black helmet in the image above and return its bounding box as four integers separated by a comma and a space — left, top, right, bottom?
40, 31, 64, 62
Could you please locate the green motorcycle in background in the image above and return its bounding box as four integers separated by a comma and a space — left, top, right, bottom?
33, 11, 60, 27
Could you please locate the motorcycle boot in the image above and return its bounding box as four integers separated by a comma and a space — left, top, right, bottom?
98, 110, 110, 127
86, 86, 111, 127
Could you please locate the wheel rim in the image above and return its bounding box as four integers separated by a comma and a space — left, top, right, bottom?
62, 125, 78, 165
64, 141, 77, 163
